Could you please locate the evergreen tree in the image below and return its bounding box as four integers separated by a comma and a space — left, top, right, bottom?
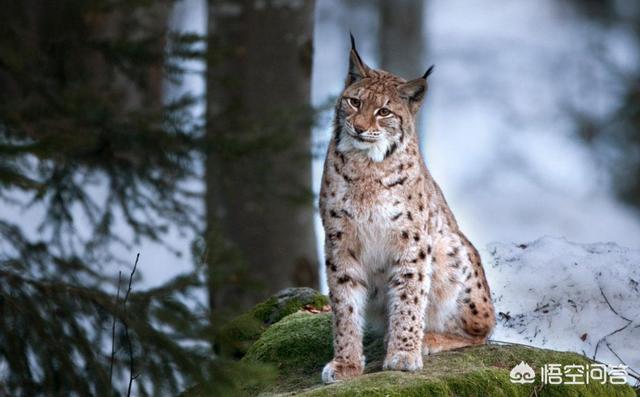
0, 0, 317, 394
0, 1, 232, 395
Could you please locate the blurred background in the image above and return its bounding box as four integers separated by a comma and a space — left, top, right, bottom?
1, 0, 639, 395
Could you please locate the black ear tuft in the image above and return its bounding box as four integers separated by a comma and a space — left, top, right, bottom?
349, 32, 366, 69
422, 65, 435, 80
346, 32, 370, 86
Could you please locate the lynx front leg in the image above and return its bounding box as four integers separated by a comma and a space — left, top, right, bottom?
383, 238, 431, 372
322, 242, 368, 384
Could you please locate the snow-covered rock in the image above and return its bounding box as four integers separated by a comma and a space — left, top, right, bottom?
486, 236, 640, 385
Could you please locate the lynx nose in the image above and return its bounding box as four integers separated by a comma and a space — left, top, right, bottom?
354, 125, 364, 134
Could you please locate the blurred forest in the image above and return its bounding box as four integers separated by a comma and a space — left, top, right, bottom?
0, 0, 639, 396
564, 0, 640, 209
0, 0, 316, 394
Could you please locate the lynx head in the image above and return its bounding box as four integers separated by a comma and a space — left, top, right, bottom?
335, 35, 434, 162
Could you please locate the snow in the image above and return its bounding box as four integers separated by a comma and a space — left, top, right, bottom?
486, 236, 640, 384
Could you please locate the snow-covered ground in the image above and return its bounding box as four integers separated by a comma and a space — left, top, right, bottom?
486, 236, 640, 384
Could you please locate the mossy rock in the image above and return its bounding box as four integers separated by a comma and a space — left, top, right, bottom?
242, 312, 334, 393
242, 311, 636, 396
216, 288, 329, 358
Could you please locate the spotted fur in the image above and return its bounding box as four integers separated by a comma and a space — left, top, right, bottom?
319, 39, 496, 384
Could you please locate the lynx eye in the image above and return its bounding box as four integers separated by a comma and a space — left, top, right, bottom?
348, 97, 361, 108
377, 108, 392, 117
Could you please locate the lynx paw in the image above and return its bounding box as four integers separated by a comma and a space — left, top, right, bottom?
383, 349, 423, 372
321, 357, 364, 384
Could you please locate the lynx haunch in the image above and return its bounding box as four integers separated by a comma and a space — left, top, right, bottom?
318, 36, 496, 383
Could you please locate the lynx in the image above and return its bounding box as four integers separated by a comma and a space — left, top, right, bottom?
318, 36, 496, 383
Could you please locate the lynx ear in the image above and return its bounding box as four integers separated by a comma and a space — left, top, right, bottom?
346, 33, 370, 86
398, 65, 434, 113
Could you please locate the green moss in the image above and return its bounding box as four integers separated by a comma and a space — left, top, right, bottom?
284, 351, 634, 397
243, 312, 334, 392
196, 288, 636, 396
240, 311, 635, 397
216, 288, 329, 358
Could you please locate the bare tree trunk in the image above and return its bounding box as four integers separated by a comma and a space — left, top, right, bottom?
206, 0, 318, 315
378, 0, 427, 154
378, 0, 425, 79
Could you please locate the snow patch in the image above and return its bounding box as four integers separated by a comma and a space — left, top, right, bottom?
486, 236, 640, 384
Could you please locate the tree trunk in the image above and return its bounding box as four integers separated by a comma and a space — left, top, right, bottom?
206, 0, 318, 316
378, 0, 425, 79
378, 0, 427, 154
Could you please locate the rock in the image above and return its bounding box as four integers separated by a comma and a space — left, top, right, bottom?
216, 287, 329, 358
242, 312, 334, 393
237, 291, 636, 396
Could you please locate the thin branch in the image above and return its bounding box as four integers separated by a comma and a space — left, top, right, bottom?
122, 253, 139, 397
108, 271, 123, 395
599, 287, 632, 322
123, 254, 138, 304
605, 342, 640, 383
593, 321, 632, 360
593, 288, 633, 360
